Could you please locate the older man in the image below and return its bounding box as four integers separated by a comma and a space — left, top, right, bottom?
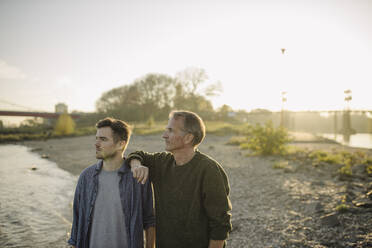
129, 110, 232, 248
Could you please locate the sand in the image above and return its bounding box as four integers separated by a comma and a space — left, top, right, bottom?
22, 134, 372, 247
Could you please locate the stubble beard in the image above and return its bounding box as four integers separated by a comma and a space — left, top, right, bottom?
165, 142, 184, 153
96, 150, 118, 160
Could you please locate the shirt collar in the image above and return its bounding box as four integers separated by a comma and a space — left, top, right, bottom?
94, 159, 130, 175
118, 158, 130, 174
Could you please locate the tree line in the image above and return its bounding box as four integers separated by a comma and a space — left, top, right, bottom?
95, 67, 228, 122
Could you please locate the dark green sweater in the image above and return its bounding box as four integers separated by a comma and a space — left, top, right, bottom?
128, 150, 232, 248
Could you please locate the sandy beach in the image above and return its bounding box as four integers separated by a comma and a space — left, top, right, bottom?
22, 134, 372, 247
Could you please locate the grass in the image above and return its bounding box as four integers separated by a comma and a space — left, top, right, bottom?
204, 121, 247, 135
273, 160, 290, 169
0, 126, 97, 143
225, 136, 247, 146
293, 149, 372, 177
308, 150, 344, 165
335, 203, 350, 213
226, 134, 372, 178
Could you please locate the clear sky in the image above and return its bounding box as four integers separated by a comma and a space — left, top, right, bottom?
0, 0, 371, 118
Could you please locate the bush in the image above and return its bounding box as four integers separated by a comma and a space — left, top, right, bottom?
241, 121, 291, 155
339, 164, 352, 176
54, 113, 76, 135
367, 165, 372, 175
309, 150, 343, 165
146, 116, 155, 128
335, 203, 350, 213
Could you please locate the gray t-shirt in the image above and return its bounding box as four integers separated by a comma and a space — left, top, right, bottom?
89, 169, 128, 248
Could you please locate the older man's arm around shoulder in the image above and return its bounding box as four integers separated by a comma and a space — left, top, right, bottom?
128, 150, 170, 184
130, 158, 149, 184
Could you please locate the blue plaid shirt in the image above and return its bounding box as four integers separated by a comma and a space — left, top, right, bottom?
68, 159, 155, 248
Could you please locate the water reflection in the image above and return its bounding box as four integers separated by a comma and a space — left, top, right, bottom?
0, 145, 76, 247
322, 133, 372, 149
343, 133, 350, 143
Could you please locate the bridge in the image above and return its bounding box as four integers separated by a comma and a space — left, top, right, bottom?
0, 110, 80, 119
0, 100, 81, 120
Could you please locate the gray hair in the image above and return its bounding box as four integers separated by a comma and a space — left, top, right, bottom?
169, 110, 206, 146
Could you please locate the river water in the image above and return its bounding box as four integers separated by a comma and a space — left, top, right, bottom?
0, 144, 76, 248
320, 133, 372, 149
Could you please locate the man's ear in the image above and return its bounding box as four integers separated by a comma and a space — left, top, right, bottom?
117, 140, 127, 150
184, 133, 194, 146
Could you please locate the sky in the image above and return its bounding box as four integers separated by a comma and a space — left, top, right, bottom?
0, 0, 371, 122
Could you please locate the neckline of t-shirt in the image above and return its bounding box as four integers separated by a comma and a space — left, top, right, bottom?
100, 168, 120, 174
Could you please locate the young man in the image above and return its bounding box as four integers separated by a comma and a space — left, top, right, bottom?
129, 111, 232, 248
68, 118, 155, 248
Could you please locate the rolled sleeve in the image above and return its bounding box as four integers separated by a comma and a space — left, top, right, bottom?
202, 164, 232, 240
127, 153, 145, 164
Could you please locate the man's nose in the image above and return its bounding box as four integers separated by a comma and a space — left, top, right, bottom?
162, 131, 167, 139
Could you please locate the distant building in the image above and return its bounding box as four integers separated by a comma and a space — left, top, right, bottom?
227, 111, 236, 118
55, 103, 68, 114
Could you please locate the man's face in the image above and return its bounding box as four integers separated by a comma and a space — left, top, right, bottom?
162, 117, 190, 152
95, 127, 124, 160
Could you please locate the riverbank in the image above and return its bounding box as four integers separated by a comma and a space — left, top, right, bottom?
22, 134, 372, 247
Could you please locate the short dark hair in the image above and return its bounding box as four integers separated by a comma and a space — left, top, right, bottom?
96, 117, 131, 144
169, 110, 206, 146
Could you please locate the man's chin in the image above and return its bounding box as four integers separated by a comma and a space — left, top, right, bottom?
165, 147, 174, 153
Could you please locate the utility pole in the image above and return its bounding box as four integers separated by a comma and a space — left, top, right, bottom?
280, 91, 287, 127
342, 89, 354, 140
280, 48, 287, 128
333, 111, 338, 139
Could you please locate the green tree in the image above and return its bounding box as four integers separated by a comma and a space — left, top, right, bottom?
174, 67, 220, 119
175, 67, 208, 94
217, 104, 233, 121
134, 73, 176, 120
175, 67, 222, 97
95, 68, 221, 122
96, 73, 176, 121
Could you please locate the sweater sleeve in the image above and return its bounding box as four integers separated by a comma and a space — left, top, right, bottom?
202, 162, 232, 240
